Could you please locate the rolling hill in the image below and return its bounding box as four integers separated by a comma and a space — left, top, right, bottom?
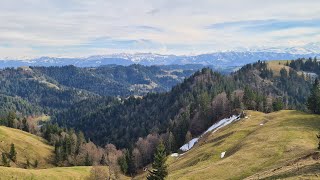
0, 126, 54, 168
164, 110, 320, 179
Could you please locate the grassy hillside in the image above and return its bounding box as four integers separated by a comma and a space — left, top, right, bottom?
267, 60, 292, 76
164, 110, 320, 179
0, 127, 130, 180
0, 166, 130, 180
0, 166, 91, 180
0, 126, 54, 168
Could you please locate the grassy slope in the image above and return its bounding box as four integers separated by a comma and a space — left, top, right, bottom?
0, 166, 91, 180
0, 166, 132, 180
0, 126, 130, 180
165, 110, 320, 180
267, 60, 306, 77
267, 60, 292, 76
0, 126, 54, 168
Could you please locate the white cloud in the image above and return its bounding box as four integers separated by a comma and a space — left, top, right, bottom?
0, 0, 319, 58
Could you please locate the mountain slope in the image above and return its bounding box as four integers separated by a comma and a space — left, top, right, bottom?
54, 69, 242, 148
55, 59, 315, 150
0, 67, 96, 115
0, 126, 54, 168
165, 110, 320, 179
0, 64, 199, 115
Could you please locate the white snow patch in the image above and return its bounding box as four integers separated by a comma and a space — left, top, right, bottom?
179, 138, 199, 151
204, 115, 240, 135
221, 151, 226, 158
179, 115, 240, 152
171, 153, 179, 157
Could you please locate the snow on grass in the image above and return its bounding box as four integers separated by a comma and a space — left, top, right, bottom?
179, 115, 240, 151
180, 138, 199, 151
171, 153, 179, 157
221, 151, 226, 158
204, 115, 240, 135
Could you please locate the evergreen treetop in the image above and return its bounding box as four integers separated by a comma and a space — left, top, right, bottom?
147, 142, 168, 180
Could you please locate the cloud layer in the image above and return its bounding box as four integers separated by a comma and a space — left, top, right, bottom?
0, 0, 320, 58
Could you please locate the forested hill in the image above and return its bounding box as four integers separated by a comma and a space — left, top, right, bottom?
0, 64, 201, 116
54, 59, 316, 156
31, 64, 197, 96
0, 67, 96, 116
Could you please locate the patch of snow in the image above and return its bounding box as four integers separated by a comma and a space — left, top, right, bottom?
179, 115, 240, 152
221, 151, 226, 158
171, 153, 179, 157
179, 138, 199, 151
204, 115, 240, 135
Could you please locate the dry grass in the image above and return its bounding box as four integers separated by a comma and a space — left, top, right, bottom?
0, 166, 131, 180
0, 126, 54, 168
0, 166, 91, 180
164, 110, 320, 180
267, 60, 292, 76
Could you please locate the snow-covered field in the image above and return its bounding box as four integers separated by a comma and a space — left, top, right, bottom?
179, 115, 240, 151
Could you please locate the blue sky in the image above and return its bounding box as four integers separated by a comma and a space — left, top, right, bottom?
0, 0, 319, 58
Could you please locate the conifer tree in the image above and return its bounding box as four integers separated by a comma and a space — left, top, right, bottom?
118, 155, 128, 174
7, 111, 16, 128
308, 79, 320, 114
22, 117, 29, 132
147, 142, 168, 180
9, 143, 17, 162
85, 152, 92, 166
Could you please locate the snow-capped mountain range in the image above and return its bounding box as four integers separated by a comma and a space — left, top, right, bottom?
0, 44, 319, 68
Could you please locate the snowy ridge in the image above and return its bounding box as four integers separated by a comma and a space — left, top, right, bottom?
1, 50, 319, 68
179, 115, 240, 152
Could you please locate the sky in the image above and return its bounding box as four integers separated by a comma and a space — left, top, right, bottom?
0, 0, 320, 58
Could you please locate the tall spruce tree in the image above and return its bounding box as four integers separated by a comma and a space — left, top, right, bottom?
9, 143, 17, 162
147, 142, 168, 180
85, 152, 92, 166
22, 117, 29, 132
307, 79, 320, 114
7, 112, 16, 128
